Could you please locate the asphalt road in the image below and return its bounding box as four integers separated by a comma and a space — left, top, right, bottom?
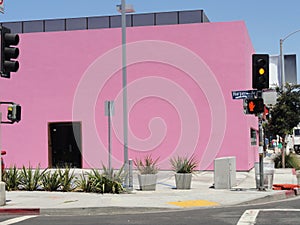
1, 197, 300, 225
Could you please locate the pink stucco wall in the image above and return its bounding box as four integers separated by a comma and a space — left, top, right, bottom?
0, 20, 258, 171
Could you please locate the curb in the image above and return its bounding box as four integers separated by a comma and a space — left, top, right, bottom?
239, 189, 297, 205
0, 207, 177, 216
0, 208, 40, 215
40, 207, 178, 216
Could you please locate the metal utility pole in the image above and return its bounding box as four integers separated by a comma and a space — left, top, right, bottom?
121, 0, 129, 189
257, 91, 265, 191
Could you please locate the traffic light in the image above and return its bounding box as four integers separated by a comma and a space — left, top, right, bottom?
252, 54, 269, 90
244, 98, 264, 114
1, 26, 20, 78
7, 104, 21, 123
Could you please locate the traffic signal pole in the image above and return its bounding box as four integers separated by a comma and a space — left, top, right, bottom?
257, 91, 265, 190
251, 54, 269, 191
0, 112, 6, 206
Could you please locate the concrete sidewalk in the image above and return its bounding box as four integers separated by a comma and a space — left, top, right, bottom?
0, 167, 299, 215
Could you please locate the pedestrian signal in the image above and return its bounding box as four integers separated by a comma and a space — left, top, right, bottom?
244, 98, 264, 114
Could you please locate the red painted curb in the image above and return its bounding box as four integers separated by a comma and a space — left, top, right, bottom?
284, 189, 296, 198
0, 208, 40, 215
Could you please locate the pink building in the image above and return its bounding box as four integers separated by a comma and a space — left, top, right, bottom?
0, 10, 258, 171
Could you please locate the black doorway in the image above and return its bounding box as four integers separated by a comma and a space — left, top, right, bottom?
48, 122, 82, 168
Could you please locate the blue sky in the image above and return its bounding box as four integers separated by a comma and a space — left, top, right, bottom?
1, 0, 300, 69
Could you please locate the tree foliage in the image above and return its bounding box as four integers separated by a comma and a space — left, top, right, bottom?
266, 84, 300, 138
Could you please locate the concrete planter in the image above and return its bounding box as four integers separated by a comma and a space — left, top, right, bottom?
138, 174, 157, 191
0, 181, 6, 206
175, 173, 192, 189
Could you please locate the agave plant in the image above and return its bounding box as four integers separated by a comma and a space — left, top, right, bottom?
88, 169, 105, 193
19, 164, 47, 191
75, 172, 93, 193
134, 155, 159, 174
102, 165, 125, 194
58, 167, 76, 192
2, 165, 21, 191
170, 155, 198, 173
41, 170, 61, 191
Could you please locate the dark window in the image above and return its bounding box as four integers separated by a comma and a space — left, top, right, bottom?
24, 20, 44, 33
156, 12, 178, 25
45, 19, 65, 32
110, 15, 132, 28
179, 10, 202, 24
250, 129, 257, 146
294, 129, 300, 136
2, 22, 22, 33
66, 18, 87, 31
88, 16, 110, 29
133, 13, 155, 26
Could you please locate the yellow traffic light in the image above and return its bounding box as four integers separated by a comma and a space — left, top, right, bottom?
259, 68, 265, 75
252, 54, 269, 90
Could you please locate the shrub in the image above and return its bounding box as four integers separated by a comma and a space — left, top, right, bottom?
41, 170, 61, 191
19, 164, 47, 191
75, 167, 125, 194
273, 153, 300, 170
3, 165, 21, 191
170, 155, 198, 173
75, 172, 93, 193
102, 165, 125, 194
58, 167, 76, 192
134, 155, 159, 174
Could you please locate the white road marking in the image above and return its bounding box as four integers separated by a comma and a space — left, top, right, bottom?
237, 209, 300, 225
0, 215, 37, 225
237, 209, 259, 225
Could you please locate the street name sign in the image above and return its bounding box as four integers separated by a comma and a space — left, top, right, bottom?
232, 90, 257, 100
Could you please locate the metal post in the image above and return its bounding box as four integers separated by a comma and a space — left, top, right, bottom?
121, 0, 129, 188
279, 39, 285, 89
0, 112, 2, 181
258, 116, 265, 191
108, 101, 112, 171
280, 39, 286, 168
128, 159, 133, 191
257, 91, 265, 191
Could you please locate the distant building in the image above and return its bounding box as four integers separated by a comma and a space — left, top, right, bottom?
269, 54, 297, 88
264, 54, 297, 107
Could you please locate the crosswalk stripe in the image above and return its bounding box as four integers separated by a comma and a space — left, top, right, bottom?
0, 215, 37, 225
237, 209, 259, 225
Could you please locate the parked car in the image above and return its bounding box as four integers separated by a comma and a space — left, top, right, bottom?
1, 150, 6, 172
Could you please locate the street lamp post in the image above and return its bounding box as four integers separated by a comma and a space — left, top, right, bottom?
121, 0, 128, 189
117, 0, 134, 189
279, 29, 300, 168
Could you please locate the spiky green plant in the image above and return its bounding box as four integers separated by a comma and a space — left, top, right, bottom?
170, 155, 198, 173
75, 172, 93, 192
274, 153, 300, 170
88, 169, 105, 193
41, 170, 61, 191
58, 167, 76, 192
134, 155, 159, 174
102, 165, 125, 194
3, 165, 21, 191
19, 164, 47, 191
